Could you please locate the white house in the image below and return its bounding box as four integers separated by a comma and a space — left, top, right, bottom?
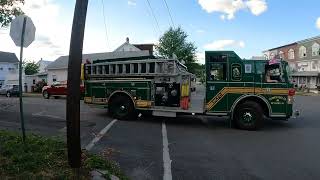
24, 59, 52, 92
37, 59, 52, 73
46, 38, 154, 85
0, 51, 20, 87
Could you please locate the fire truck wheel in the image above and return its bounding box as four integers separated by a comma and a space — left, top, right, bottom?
234, 101, 263, 130
43, 90, 50, 99
109, 95, 136, 120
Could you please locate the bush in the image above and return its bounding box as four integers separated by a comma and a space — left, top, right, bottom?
34, 80, 47, 93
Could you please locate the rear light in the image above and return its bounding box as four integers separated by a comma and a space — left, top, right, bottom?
288, 88, 295, 96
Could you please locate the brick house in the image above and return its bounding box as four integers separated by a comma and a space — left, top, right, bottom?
263, 36, 320, 89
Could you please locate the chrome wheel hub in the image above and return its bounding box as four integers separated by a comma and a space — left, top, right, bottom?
243, 112, 253, 123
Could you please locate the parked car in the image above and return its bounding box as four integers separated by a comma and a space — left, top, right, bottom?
0, 84, 20, 97
42, 81, 85, 99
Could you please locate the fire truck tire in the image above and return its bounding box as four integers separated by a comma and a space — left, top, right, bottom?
108, 95, 136, 120
43, 90, 50, 99
234, 101, 263, 130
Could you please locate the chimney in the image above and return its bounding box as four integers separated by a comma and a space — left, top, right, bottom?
126, 37, 129, 43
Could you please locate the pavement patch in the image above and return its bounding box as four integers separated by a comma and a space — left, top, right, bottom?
32, 111, 65, 120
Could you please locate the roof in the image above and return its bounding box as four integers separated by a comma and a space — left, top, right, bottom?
113, 42, 141, 52
291, 71, 320, 77
251, 56, 266, 60
25, 72, 48, 77
0, 51, 19, 63
133, 44, 154, 55
264, 43, 297, 52
37, 59, 52, 65
47, 51, 151, 70
297, 35, 320, 44
264, 35, 320, 52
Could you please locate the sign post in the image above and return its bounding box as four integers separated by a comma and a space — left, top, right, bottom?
10, 15, 36, 142
67, 0, 89, 168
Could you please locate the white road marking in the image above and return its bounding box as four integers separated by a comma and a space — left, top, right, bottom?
85, 119, 117, 151
162, 122, 172, 180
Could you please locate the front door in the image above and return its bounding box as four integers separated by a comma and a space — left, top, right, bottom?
255, 62, 289, 115
206, 54, 229, 113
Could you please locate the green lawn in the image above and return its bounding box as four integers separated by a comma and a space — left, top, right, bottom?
0, 131, 127, 179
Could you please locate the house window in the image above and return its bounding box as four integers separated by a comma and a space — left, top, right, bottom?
312, 43, 320, 56
0, 67, 3, 71
288, 49, 295, 59
312, 61, 317, 70
33, 79, 36, 84
52, 75, 57, 82
279, 51, 284, 59
299, 46, 307, 58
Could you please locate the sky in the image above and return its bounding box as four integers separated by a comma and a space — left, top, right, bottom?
0, 0, 320, 64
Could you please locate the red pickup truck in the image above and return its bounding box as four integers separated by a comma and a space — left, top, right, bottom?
42, 81, 85, 99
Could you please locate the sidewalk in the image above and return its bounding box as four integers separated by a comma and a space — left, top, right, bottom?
296, 91, 320, 96
22, 93, 42, 98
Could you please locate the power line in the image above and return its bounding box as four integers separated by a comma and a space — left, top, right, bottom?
145, 0, 161, 35
101, 0, 109, 50
144, 3, 160, 38
162, 0, 175, 28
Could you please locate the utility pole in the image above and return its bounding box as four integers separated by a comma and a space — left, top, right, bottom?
66, 0, 89, 168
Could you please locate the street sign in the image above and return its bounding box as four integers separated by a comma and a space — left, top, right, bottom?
9, 15, 36, 142
10, 15, 36, 48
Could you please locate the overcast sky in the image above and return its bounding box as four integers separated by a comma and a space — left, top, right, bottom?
0, 0, 320, 64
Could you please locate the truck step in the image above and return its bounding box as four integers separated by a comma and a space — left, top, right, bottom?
152, 110, 176, 117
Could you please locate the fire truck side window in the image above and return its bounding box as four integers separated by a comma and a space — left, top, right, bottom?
208, 63, 226, 81
265, 64, 282, 83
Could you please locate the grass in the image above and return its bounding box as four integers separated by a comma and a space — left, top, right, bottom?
0, 131, 128, 179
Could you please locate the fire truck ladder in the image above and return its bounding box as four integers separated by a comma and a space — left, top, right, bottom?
85, 58, 188, 78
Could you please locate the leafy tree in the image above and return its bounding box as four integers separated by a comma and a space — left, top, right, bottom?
189, 63, 206, 83
0, 0, 24, 27
24, 61, 39, 75
156, 27, 200, 74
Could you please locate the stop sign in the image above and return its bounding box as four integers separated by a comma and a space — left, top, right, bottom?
10, 15, 36, 48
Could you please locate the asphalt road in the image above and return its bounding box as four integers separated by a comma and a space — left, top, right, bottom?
0, 95, 319, 180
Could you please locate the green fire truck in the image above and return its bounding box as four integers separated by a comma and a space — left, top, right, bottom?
83, 51, 297, 130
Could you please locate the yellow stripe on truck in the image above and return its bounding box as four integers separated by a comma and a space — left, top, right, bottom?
206, 87, 289, 111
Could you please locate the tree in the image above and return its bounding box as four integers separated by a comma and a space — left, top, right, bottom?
0, 0, 24, 27
156, 27, 199, 74
24, 61, 39, 75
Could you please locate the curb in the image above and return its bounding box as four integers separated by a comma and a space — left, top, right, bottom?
91, 169, 120, 180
